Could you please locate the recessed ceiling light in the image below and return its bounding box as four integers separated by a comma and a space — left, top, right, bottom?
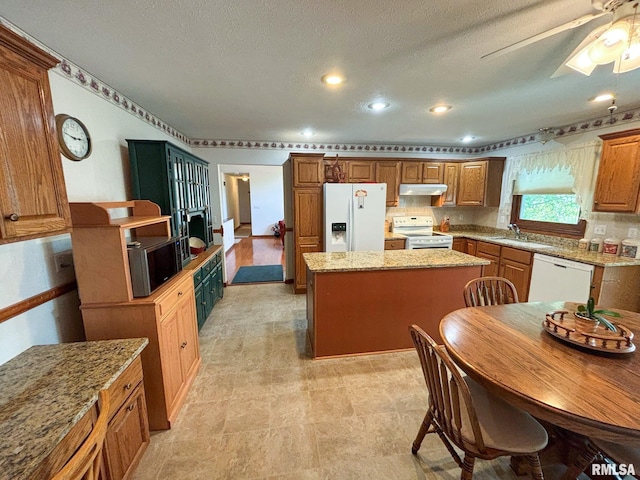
590, 93, 615, 102
461, 136, 475, 143
429, 105, 452, 114
368, 102, 390, 111
321, 74, 344, 86
301, 129, 314, 137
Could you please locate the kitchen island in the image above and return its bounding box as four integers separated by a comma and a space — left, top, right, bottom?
304, 249, 488, 358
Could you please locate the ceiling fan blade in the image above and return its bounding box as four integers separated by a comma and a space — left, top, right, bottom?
482, 12, 607, 60
550, 23, 609, 77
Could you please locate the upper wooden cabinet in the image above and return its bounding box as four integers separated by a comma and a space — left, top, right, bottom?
432, 162, 459, 207
457, 158, 504, 207
0, 25, 71, 244
323, 156, 347, 183
292, 154, 324, 187
400, 162, 443, 184
375, 162, 401, 206
594, 129, 640, 213
422, 163, 444, 183
348, 161, 376, 182
401, 162, 422, 183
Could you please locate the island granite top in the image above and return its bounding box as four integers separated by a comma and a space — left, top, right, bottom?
304, 249, 489, 273
0, 338, 148, 480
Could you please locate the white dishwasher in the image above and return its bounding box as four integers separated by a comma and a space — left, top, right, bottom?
528, 253, 594, 303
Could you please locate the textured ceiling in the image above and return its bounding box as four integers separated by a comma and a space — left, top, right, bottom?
2, 0, 640, 148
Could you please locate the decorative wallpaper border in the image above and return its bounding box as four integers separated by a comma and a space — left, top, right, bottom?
3, 16, 640, 155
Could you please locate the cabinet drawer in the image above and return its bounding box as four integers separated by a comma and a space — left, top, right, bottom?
384, 239, 406, 250
106, 356, 143, 419
214, 251, 222, 264
477, 241, 501, 256
501, 246, 532, 265
193, 268, 203, 286
202, 258, 213, 275
157, 275, 193, 317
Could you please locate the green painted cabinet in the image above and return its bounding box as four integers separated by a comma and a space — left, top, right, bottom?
127, 140, 214, 266
192, 249, 224, 331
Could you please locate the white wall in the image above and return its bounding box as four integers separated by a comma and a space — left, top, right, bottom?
222, 173, 240, 227
0, 72, 189, 365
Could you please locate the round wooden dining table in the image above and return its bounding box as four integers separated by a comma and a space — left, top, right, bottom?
440, 301, 640, 446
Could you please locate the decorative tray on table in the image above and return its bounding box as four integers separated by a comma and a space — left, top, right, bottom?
543, 310, 636, 354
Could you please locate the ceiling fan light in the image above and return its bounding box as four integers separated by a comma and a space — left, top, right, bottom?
587, 20, 631, 64
566, 47, 597, 75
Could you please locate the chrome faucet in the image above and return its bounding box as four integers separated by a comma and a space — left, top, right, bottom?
508, 223, 523, 239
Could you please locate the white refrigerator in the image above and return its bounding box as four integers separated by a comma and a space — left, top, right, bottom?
323, 183, 387, 252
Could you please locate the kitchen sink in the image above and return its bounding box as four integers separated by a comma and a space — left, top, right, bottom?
487, 237, 555, 249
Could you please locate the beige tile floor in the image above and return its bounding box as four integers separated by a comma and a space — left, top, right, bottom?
132, 283, 579, 480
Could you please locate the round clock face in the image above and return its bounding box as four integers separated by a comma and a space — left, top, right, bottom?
55, 114, 92, 161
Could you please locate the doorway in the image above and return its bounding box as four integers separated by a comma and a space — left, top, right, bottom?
219, 167, 285, 285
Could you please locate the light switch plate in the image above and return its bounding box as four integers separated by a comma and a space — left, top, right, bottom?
629, 227, 638, 238
594, 224, 607, 235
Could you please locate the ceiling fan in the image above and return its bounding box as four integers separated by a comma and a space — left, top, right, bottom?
483, 0, 640, 76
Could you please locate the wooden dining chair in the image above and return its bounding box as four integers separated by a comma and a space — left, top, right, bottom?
463, 276, 519, 307
52, 390, 110, 480
409, 325, 548, 480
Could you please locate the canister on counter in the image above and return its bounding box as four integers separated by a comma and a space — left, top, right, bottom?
621, 239, 640, 259
603, 238, 621, 255
578, 238, 590, 250
589, 238, 603, 253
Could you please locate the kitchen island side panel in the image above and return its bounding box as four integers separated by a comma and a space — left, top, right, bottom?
308, 266, 481, 357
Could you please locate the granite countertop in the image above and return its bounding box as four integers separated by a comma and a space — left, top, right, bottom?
0, 338, 148, 480
304, 249, 489, 273
384, 231, 406, 241
450, 231, 640, 268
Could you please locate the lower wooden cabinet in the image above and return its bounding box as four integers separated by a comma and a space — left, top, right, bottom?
384, 238, 406, 250
452, 238, 466, 252
103, 378, 150, 480
467, 239, 533, 301
81, 272, 201, 430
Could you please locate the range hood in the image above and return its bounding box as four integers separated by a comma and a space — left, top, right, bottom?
399, 184, 448, 196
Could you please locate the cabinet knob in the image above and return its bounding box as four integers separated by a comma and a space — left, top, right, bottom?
124, 382, 132, 390
5, 213, 19, 222
127, 404, 135, 412
181, 341, 187, 349
178, 291, 183, 296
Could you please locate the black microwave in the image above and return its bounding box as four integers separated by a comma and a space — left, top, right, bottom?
127, 236, 182, 297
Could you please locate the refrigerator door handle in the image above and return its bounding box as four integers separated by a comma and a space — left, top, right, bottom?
348, 192, 353, 251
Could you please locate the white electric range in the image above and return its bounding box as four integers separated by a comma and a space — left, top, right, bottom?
391, 216, 453, 249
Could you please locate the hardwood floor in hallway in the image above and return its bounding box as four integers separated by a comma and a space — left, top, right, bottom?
225, 235, 285, 284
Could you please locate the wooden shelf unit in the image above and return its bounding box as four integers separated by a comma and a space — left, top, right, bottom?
70, 201, 200, 430
69, 201, 171, 304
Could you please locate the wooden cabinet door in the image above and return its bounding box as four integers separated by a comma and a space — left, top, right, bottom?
294, 189, 322, 243
293, 157, 323, 187
500, 259, 532, 301
0, 27, 71, 243
458, 161, 487, 206
594, 132, 640, 212
422, 163, 444, 183
103, 385, 150, 480
452, 238, 466, 253
465, 239, 477, 256
442, 163, 459, 205
348, 161, 376, 182
159, 309, 183, 412
477, 252, 499, 276
177, 292, 199, 381
296, 243, 321, 293
375, 162, 401, 206
401, 162, 422, 183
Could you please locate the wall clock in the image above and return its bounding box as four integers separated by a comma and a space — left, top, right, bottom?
55, 114, 92, 161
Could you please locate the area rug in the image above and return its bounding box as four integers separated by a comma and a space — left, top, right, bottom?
231, 265, 283, 284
